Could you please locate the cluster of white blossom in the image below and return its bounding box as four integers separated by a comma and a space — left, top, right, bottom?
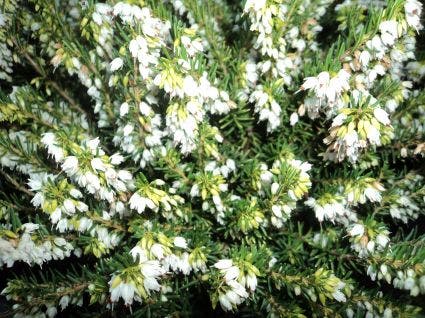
348, 222, 390, 258
306, 175, 387, 225
50, 3, 115, 128
114, 98, 165, 168
298, 0, 423, 163
214, 258, 259, 311
0, 223, 74, 267
27, 173, 122, 252
243, 0, 330, 59
345, 291, 396, 318
305, 193, 354, 224
406, 60, 425, 82
28, 174, 88, 226
130, 228, 200, 277
249, 84, 282, 132
1, 0, 424, 316
109, 229, 207, 306
0, 130, 39, 175
108, 2, 235, 162
42, 133, 133, 203
392, 269, 425, 296
242, 0, 332, 130
191, 163, 231, 224
387, 174, 424, 223
108, 3, 170, 167
109, 248, 165, 306
163, 70, 234, 154
367, 263, 425, 297
255, 156, 312, 228
129, 176, 184, 218
323, 92, 393, 162
169, 0, 220, 54
301, 70, 351, 118
344, 177, 385, 206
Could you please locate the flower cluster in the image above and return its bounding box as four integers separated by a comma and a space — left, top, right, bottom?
348, 221, 390, 258
386, 174, 424, 223
0, 223, 74, 267
266, 157, 312, 228
1, 0, 425, 317
323, 93, 393, 162
42, 133, 133, 203
305, 193, 353, 224
213, 258, 259, 311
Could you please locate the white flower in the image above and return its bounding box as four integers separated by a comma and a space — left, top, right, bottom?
85, 172, 101, 192
327, 70, 350, 102
245, 274, 257, 291
130, 245, 147, 262
219, 294, 233, 311
376, 234, 390, 248
182, 76, 198, 97
87, 138, 100, 153
332, 282, 347, 302
379, 20, 398, 46
373, 108, 390, 125
59, 295, 70, 311
123, 124, 134, 136
110, 57, 123, 72
190, 184, 199, 197
359, 51, 371, 67
110, 281, 136, 305
129, 193, 146, 213
41, 133, 64, 162
117, 170, 132, 181
21, 223, 39, 233
332, 113, 347, 127
63, 199, 76, 214
302, 70, 349, 105
244, 0, 267, 13
366, 125, 381, 145
214, 259, 233, 270
51, 208, 62, 224
76, 201, 88, 212
349, 224, 364, 237
223, 266, 240, 282
129, 192, 156, 213
380, 20, 398, 37
31, 192, 44, 207
62, 156, 79, 175
69, 188, 82, 198
271, 182, 279, 195
290, 112, 299, 126
46, 306, 57, 318
41, 132, 55, 147
218, 279, 249, 311
405, 0, 423, 31
120, 102, 129, 117
110, 153, 124, 165
272, 205, 282, 218
91, 158, 106, 171
139, 101, 152, 116
173, 236, 187, 249
227, 279, 249, 298
364, 187, 382, 202
140, 259, 164, 280
151, 243, 165, 259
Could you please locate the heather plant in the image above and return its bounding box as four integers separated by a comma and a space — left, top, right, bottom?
0, 0, 424, 317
